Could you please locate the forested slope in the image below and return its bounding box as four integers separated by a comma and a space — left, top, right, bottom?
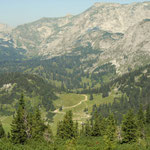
90, 64, 150, 122
0, 72, 57, 115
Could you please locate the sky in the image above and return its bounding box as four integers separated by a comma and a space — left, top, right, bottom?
0, 0, 149, 27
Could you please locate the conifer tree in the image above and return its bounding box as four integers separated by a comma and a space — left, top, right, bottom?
63, 110, 74, 139
0, 121, 5, 138
57, 111, 75, 139
121, 109, 138, 143
11, 94, 27, 144
32, 107, 46, 139
104, 113, 117, 150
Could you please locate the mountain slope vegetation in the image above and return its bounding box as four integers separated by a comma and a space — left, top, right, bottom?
90, 64, 150, 122
0, 72, 57, 116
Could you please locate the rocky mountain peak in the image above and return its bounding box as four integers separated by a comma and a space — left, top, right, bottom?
98, 19, 150, 74
9, 2, 150, 58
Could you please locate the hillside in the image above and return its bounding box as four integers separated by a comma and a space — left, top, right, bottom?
0, 2, 149, 80
0, 46, 117, 90
11, 2, 150, 58
98, 19, 150, 74
91, 63, 150, 121
0, 38, 26, 61
0, 72, 57, 116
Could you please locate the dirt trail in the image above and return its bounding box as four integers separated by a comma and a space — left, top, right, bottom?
53, 94, 88, 114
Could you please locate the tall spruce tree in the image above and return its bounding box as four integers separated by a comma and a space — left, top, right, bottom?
104, 113, 117, 150
121, 109, 138, 143
32, 107, 46, 139
63, 110, 74, 139
57, 111, 75, 139
11, 94, 27, 144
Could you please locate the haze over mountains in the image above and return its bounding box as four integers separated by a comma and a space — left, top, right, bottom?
0, 1, 150, 74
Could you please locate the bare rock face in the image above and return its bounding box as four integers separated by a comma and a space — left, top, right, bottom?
0, 2, 150, 75
10, 2, 150, 58
98, 19, 150, 74
91, 2, 150, 33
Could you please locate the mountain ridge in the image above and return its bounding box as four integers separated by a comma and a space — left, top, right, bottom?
8, 1, 150, 59
97, 19, 150, 74
0, 2, 150, 76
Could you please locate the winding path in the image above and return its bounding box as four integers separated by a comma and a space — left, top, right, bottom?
53, 94, 88, 114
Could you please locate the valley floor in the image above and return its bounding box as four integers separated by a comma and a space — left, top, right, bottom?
50, 92, 117, 134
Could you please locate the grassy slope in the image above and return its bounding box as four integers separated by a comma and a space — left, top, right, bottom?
54, 93, 84, 107
50, 91, 119, 135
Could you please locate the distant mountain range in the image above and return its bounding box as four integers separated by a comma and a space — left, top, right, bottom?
0, 1, 150, 74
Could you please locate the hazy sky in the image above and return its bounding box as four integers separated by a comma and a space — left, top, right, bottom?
0, 0, 149, 27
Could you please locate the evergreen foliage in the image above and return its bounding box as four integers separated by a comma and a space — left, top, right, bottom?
2, 61, 150, 148
1, 101, 150, 149
0, 72, 57, 116
31, 108, 46, 139
57, 110, 78, 139
104, 113, 117, 150
10, 94, 52, 144
121, 110, 138, 143
11, 94, 27, 144
63, 110, 74, 139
